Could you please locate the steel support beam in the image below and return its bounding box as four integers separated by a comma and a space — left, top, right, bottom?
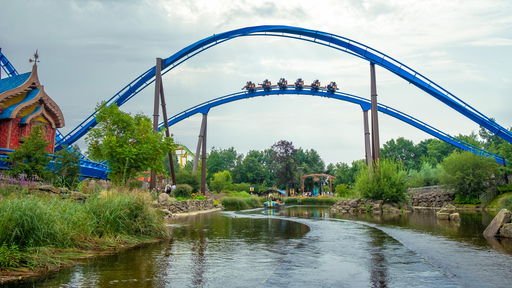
370, 63, 380, 163
192, 115, 207, 174
157, 64, 176, 185
363, 110, 372, 166
150, 58, 163, 190
200, 113, 208, 194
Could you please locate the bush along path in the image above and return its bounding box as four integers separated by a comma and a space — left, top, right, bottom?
0, 189, 169, 284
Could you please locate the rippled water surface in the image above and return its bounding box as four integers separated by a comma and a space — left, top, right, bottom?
12, 206, 512, 288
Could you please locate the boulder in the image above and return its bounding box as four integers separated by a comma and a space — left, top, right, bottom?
499, 223, 512, 238
436, 212, 450, 220
158, 193, 170, 204
449, 212, 461, 222
70, 191, 87, 201
35, 184, 60, 193
483, 209, 512, 238
439, 204, 457, 214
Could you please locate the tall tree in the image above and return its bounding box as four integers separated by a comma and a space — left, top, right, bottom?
271, 140, 297, 190
86, 104, 174, 184
206, 147, 241, 179
381, 137, 420, 171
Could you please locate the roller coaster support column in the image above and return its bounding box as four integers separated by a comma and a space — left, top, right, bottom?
193, 114, 207, 174
157, 59, 176, 185
150, 58, 163, 190
370, 63, 380, 164
200, 113, 208, 194
363, 110, 372, 166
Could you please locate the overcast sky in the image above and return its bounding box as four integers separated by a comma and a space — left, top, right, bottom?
1, 0, 511, 165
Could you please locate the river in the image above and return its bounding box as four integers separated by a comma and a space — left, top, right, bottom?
10, 206, 512, 287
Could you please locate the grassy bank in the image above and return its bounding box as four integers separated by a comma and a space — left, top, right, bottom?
0, 189, 168, 280
488, 192, 512, 210
220, 197, 264, 210
284, 196, 341, 206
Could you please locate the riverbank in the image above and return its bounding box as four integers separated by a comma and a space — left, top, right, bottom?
0, 188, 169, 285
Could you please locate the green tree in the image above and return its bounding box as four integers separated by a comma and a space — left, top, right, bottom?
232, 150, 268, 184
354, 159, 407, 202
52, 146, 81, 189
206, 147, 241, 179
7, 126, 50, 179
86, 104, 173, 184
381, 137, 420, 171
271, 140, 297, 190
440, 151, 499, 203
175, 170, 200, 192
210, 170, 233, 193
426, 139, 455, 164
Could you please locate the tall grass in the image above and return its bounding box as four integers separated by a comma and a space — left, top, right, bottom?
221, 197, 263, 210
0, 191, 167, 250
284, 197, 340, 206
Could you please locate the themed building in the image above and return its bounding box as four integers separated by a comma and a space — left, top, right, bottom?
0, 61, 64, 153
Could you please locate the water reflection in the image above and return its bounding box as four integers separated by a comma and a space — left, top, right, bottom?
8, 207, 512, 287
367, 229, 388, 288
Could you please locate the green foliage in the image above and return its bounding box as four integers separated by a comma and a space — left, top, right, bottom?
0, 191, 167, 253
355, 159, 407, 202
283, 197, 340, 206
85, 191, 166, 238
231, 182, 252, 193
86, 104, 173, 184
7, 126, 50, 180
440, 151, 499, 203
176, 170, 200, 192
499, 195, 512, 210
51, 146, 81, 189
207, 147, 241, 180
232, 150, 270, 185
223, 191, 252, 198
0, 243, 22, 269
220, 197, 262, 210
172, 184, 193, 198
0, 196, 92, 248
272, 140, 297, 189
407, 162, 441, 188
210, 170, 233, 193
334, 184, 350, 197
381, 137, 420, 171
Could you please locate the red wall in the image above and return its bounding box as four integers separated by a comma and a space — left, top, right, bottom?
0, 118, 56, 153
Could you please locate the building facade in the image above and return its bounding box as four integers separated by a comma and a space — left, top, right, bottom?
0, 63, 64, 153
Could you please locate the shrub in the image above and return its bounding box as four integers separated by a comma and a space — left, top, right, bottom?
176, 170, 199, 192
51, 146, 81, 189
407, 162, 441, 188
0, 244, 22, 269
210, 170, 233, 193
173, 184, 193, 198
221, 197, 262, 210
224, 190, 252, 198
284, 197, 340, 206
0, 197, 92, 248
354, 159, 407, 203
335, 184, 350, 197
85, 191, 166, 237
7, 126, 50, 180
500, 195, 512, 210
441, 151, 499, 204
232, 182, 251, 193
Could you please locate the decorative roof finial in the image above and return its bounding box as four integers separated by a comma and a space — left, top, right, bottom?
29, 50, 40, 66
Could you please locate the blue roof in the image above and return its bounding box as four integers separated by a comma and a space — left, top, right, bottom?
0, 72, 30, 94
0, 88, 39, 119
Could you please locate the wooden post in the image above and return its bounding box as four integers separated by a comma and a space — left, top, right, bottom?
363, 110, 372, 166
150, 58, 162, 190
157, 62, 176, 185
370, 63, 380, 163
200, 113, 208, 194
193, 115, 207, 174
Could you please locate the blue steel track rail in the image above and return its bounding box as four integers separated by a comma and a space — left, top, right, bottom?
57, 25, 512, 149
0, 49, 19, 77
159, 88, 506, 166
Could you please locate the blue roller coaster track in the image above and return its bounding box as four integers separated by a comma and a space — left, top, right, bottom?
160, 87, 506, 166
0, 48, 19, 78
56, 25, 512, 149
